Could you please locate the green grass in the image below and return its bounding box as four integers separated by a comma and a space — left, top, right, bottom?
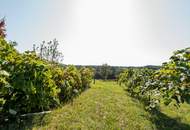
31, 80, 190, 130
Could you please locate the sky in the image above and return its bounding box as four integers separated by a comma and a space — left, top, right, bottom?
0, 0, 190, 66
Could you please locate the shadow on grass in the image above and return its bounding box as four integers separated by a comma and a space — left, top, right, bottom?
0, 87, 91, 130
0, 113, 47, 130
149, 109, 190, 130
127, 93, 190, 130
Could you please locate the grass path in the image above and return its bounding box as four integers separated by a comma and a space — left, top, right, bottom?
33, 81, 154, 130
32, 80, 190, 130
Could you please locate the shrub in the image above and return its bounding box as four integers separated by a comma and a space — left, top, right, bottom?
0, 38, 94, 117
80, 67, 94, 90
0, 39, 60, 114
119, 47, 190, 109
152, 48, 190, 106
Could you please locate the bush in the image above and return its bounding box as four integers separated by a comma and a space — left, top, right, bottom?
58, 65, 82, 102
0, 40, 60, 114
119, 47, 190, 110
80, 67, 94, 90
152, 48, 190, 105
0, 38, 94, 118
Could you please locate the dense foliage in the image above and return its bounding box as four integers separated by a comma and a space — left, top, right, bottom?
119, 48, 190, 109
118, 68, 158, 109
0, 60, 10, 108
153, 48, 190, 105
118, 68, 154, 97
80, 67, 94, 89
0, 38, 94, 119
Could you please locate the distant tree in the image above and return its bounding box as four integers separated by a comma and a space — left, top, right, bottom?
33, 39, 63, 63
100, 63, 112, 80
0, 18, 6, 38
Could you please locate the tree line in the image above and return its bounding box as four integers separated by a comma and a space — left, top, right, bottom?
76, 64, 160, 80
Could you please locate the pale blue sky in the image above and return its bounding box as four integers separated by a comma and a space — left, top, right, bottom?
1, 0, 190, 66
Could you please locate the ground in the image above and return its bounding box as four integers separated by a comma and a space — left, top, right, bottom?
29, 80, 190, 130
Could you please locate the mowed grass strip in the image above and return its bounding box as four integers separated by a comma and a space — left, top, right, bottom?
33, 81, 154, 130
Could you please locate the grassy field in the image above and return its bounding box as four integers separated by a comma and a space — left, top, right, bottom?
28, 80, 190, 130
